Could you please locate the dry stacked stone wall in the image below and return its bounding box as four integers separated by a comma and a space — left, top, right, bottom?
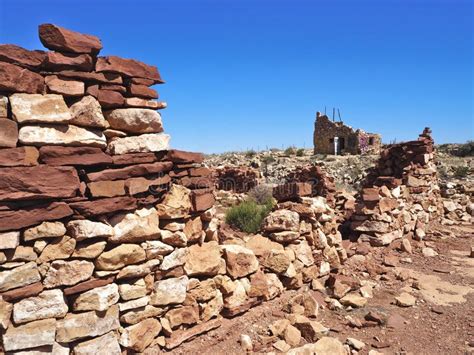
271, 164, 337, 205
0, 24, 220, 353
350, 128, 443, 245
215, 166, 261, 193
0, 24, 345, 353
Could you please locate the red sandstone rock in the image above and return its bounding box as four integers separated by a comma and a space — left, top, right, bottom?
0, 166, 80, 201
69, 196, 137, 217
130, 77, 155, 86
189, 167, 212, 177
87, 180, 126, 198
39, 146, 112, 166
39, 23, 102, 54
0, 44, 45, 68
0, 202, 73, 232
179, 176, 214, 190
191, 189, 215, 212
86, 84, 99, 97
0, 282, 44, 301
44, 51, 93, 71
100, 84, 127, 93
63, 275, 115, 296
273, 182, 312, 202
87, 162, 173, 182
216, 166, 259, 193
97, 89, 124, 108
56, 70, 122, 84
112, 152, 164, 165
96, 56, 164, 83
0, 147, 39, 167
0, 119, 19, 148
45, 75, 84, 97
129, 84, 158, 99
0, 62, 44, 93
167, 150, 204, 164
362, 188, 380, 202
125, 175, 171, 195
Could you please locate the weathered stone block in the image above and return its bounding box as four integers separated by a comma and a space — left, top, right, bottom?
0, 262, 41, 292
56, 305, 120, 343
105, 108, 163, 134
43, 260, 94, 288
0, 118, 18, 148
0, 165, 80, 201
39, 23, 103, 54
0, 62, 44, 93
10, 93, 72, 124
19, 124, 107, 148
2, 318, 56, 351
13, 289, 68, 324
0, 147, 39, 167
73, 283, 119, 311
107, 133, 170, 155
0, 202, 73, 232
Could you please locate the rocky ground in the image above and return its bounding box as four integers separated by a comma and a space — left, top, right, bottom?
205, 146, 473, 193
180, 147, 474, 355
170, 224, 474, 355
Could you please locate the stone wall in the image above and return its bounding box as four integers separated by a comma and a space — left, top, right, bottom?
0, 24, 219, 353
0, 24, 344, 353
284, 164, 337, 206
215, 166, 261, 193
349, 128, 443, 246
313, 113, 381, 155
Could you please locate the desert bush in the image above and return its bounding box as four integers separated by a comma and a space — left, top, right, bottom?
453, 166, 469, 178
454, 141, 474, 157
296, 148, 305, 157
248, 184, 274, 205
284, 146, 297, 155
245, 149, 257, 158
225, 200, 272, 233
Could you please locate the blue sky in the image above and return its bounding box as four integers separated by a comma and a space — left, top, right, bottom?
0, 0, 472, 153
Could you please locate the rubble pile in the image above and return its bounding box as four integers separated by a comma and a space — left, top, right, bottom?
350, 128, 443, 246
215, 166, 261, 193
440, 181, 474, 225
0, 24, 220, 353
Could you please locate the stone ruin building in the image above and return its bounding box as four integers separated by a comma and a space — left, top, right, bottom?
0, 22, 465, 355
313, 112, 381, 155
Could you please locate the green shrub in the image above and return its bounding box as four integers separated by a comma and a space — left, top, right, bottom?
453, 166, 469, 178
296, 148, 305, 157
225, 200, 273, 233
454, 141, 474, 157
284, 146, 297, 155
245, 149, 257, 158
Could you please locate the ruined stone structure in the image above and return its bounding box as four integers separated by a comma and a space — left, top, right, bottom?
350, 128, 443, 245
0, 24, 347, 353
215, 166, 261, 193
279, 165, 337, 206
313, 112, 381, 155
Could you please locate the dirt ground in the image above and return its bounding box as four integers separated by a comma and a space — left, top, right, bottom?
168, 224, 474, 355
